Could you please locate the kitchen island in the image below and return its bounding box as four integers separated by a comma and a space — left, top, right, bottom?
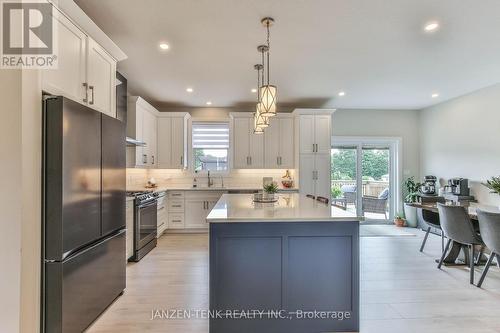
206, 193, 363, 333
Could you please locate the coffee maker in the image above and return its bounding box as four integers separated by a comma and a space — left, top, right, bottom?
445, 178, 470, 196
421, 175, 437, 195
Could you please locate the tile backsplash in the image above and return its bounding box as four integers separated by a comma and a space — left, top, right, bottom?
126, 168, 296, 189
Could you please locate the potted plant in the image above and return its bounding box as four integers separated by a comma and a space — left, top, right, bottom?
483, 176, 500, 208
403, 177, 421, 227
394, 213, 406, 227
263, 182, 279, 200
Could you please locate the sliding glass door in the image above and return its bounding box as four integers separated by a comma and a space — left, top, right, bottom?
332, 138, 400, 223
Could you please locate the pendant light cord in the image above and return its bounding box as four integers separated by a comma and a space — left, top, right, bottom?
266, 21, 270, 85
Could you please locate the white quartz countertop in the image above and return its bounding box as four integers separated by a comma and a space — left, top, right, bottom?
206, 193, 363, 223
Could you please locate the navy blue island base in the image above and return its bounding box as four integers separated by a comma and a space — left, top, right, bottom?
209, 220, 359, 333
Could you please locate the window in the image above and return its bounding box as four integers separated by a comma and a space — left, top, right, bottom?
192, 122, 229, 171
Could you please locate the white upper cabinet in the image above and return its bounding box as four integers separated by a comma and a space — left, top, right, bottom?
86, 38, 116, 117
233, 117, 251, 168
171, 117, 186, 168
157, 114, 189, 169
264, 116, 294, 168
298, 114, 331, 154
298, 115, 315, 154
41, 8, 87, 104
314, 115, 332, 154
231, 115, 264, 169
41, 5, 119, 117
157, 117, 172, 168
142, 109, 157, 167
293, 109, 335, 198
127, 97, 158, 167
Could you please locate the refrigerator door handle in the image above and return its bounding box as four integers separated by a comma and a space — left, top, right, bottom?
61, 229, 126, 261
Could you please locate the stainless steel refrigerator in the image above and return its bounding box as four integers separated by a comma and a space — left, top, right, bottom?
42, 96, 126, 333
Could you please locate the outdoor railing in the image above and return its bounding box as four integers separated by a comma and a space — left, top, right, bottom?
331, 179, 389, 197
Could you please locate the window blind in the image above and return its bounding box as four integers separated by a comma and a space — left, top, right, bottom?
192, 122, 230, 149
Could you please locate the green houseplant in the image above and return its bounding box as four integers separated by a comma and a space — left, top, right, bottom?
263, 182, 279, 200
403, 177, 421, 227
483, 176, 500, 208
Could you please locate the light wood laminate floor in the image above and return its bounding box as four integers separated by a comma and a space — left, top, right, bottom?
87, 228, 500, 333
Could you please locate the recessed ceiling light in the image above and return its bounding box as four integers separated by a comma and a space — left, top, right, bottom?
338, 91, 346, 97
186, 87, 193, 93
431, 93, 439, 98
206, 101, 212, 105
159, 42, 169, 50
251, 88, 257, 93
424, 22, 439, 32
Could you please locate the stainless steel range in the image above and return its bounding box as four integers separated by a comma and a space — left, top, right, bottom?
129, 191, 158, 261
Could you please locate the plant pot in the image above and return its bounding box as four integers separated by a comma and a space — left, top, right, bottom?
404, 203, 418, 228
394, 218, 405, 227
263, 192, 275, 201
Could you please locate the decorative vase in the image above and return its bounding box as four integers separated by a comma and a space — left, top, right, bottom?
404, 203, 418, 228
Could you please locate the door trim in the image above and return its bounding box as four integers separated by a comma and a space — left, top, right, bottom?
332, 136, 402, 222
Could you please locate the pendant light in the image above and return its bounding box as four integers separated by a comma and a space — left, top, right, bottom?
259, 17, 277, 117
253, 63, 268, 133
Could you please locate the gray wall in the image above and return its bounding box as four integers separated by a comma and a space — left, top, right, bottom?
332, 109, 421, 180
419, 83, 500, 206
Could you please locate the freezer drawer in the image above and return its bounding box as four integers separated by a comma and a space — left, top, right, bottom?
44, 230, 126, 333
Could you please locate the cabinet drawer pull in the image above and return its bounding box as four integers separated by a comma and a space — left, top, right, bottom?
172, 204, 181, 208
157, 206, 165, 211
89, 85, 94, 105
172, 219, 182, 223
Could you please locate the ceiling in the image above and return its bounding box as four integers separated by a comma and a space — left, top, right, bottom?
75, 0, 500, 110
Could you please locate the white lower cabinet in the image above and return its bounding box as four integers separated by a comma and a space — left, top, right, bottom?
166, 191, 224, 231
125, 200, 134, 260
157, 192, 167, 237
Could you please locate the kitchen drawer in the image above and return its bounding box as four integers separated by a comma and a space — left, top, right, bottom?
185, 190, 226, 200
168, 199, 184, 212
168, 191, 185, 199
168, 213, 185, 229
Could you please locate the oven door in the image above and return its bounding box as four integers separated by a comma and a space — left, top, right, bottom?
136, 200, 157, 249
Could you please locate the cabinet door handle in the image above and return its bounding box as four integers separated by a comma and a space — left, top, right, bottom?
279, 156, 282, 165
143, 154, 147, 164
82, 83, 88, 103
277, 156, 279, 165
89, 85, 94, 105
157, 206, 165, 211
249, 156, 252, 165
152, 155, 155, 165
180, 156, 183, 166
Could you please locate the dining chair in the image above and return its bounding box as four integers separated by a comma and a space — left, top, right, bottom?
418, 208, 445, 252
437, 203, 484, 284
476, 209, 500, 288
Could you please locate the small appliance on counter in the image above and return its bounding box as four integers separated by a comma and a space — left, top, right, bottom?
444, 178, 470, 196
420, 175, 437, 195
443, 178, 475, 204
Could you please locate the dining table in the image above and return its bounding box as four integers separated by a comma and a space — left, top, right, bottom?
408, 202, 500, 265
